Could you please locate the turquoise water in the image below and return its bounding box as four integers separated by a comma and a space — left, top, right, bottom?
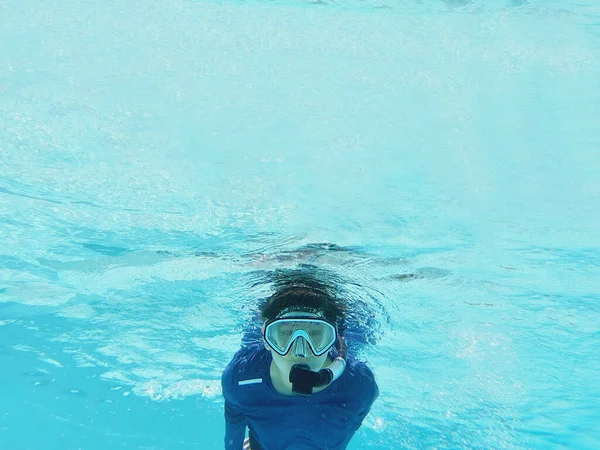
1, 0, 599, 448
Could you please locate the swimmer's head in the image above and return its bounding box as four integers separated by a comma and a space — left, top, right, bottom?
260, 286, 346, 373
256, 268, 354, 393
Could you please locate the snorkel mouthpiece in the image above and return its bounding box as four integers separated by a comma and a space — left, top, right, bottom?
289, 364, 332, 395
289, 335, 348, 395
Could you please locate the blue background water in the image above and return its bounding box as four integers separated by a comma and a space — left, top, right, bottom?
1, 0, 599, 448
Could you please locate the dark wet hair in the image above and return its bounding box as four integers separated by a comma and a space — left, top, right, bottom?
249, 262, 388, 353
261, 287, 345, 324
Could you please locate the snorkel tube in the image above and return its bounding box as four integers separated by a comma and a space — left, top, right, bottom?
289, 335, 347, 395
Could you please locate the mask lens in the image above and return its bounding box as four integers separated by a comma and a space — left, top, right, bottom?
265, 319, 337, 356
305, 323, 330, 350
265, 319, 336, 356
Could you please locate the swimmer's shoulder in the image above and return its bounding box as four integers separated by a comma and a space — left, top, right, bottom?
223, 344, 271, 386
344, 356, 379, 403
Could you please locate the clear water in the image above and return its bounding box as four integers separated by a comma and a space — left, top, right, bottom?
1, 0, 599, 448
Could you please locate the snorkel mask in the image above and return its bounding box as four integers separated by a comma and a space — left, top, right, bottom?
264, 313, 347, 395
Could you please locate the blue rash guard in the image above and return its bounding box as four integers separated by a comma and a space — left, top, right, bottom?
222, 343, 379, 450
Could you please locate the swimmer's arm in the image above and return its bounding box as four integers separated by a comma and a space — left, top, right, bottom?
224, 401, 246, 450
222, 363, 246, 450
344, 365, 380, 446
